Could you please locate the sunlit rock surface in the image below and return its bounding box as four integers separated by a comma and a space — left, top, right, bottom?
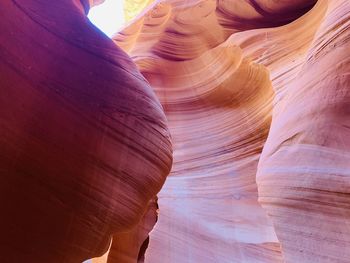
124, 0, 154, 21
1, 0, 350, 262
257, 0, 350, 262
0, 0, 172, 262
104, 0, 349, 262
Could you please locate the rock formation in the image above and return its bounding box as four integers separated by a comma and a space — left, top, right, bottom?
1, 0, 349, 262
0, 0, 172, 262
104, 0, 349, 262
257, 1, 350, 262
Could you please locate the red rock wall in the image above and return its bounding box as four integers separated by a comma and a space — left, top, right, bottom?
0, 1, 172, 262
106, 197, 159, 263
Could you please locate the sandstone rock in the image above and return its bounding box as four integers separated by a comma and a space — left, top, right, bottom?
2, 0, 350, 262
108, 0, 350, 262
257, 0, 350, 262
0, 1, 172, 262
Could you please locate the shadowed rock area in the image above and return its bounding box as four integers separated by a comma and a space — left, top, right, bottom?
0, 0, 172, 262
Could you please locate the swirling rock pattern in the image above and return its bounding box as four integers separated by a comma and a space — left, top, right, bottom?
0, 0, 172, 262
106, 0, 349, 262
1, 0, 349, 262
113, 1, 284, 262
257, 0, 350, 262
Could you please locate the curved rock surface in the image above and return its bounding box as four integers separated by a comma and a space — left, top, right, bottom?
0, 1, 172, 262
103, 0, 349, 262
2, 0, 350, 262
257, 0, 350, 262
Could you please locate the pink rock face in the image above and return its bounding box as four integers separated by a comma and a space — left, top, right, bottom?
2, 0, 350, 262
257, 0, 350, 262
0, 0, 172, 262
110, 0, 350, 262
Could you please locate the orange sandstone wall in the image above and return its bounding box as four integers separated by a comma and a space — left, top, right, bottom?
1, 0, 350, 262
110, 0, 350, 262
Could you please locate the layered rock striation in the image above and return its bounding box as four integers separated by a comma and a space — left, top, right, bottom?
1, 0, 350, 262
0, 0, 172, 262
106, 0, 350, 262
257, 0, 350, 262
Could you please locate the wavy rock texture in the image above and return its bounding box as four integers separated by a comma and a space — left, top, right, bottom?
256, 0, 350, 262
2, 0, 349, 262
100, 0, 349, 262
0, 0, 172, 262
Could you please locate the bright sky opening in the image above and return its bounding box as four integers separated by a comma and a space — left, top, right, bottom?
88, 0, 125, 37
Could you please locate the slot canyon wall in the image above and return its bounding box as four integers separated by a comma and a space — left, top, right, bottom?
94, 0, 350, 262
0, 0, 172, 262
0, 0, 349, 262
